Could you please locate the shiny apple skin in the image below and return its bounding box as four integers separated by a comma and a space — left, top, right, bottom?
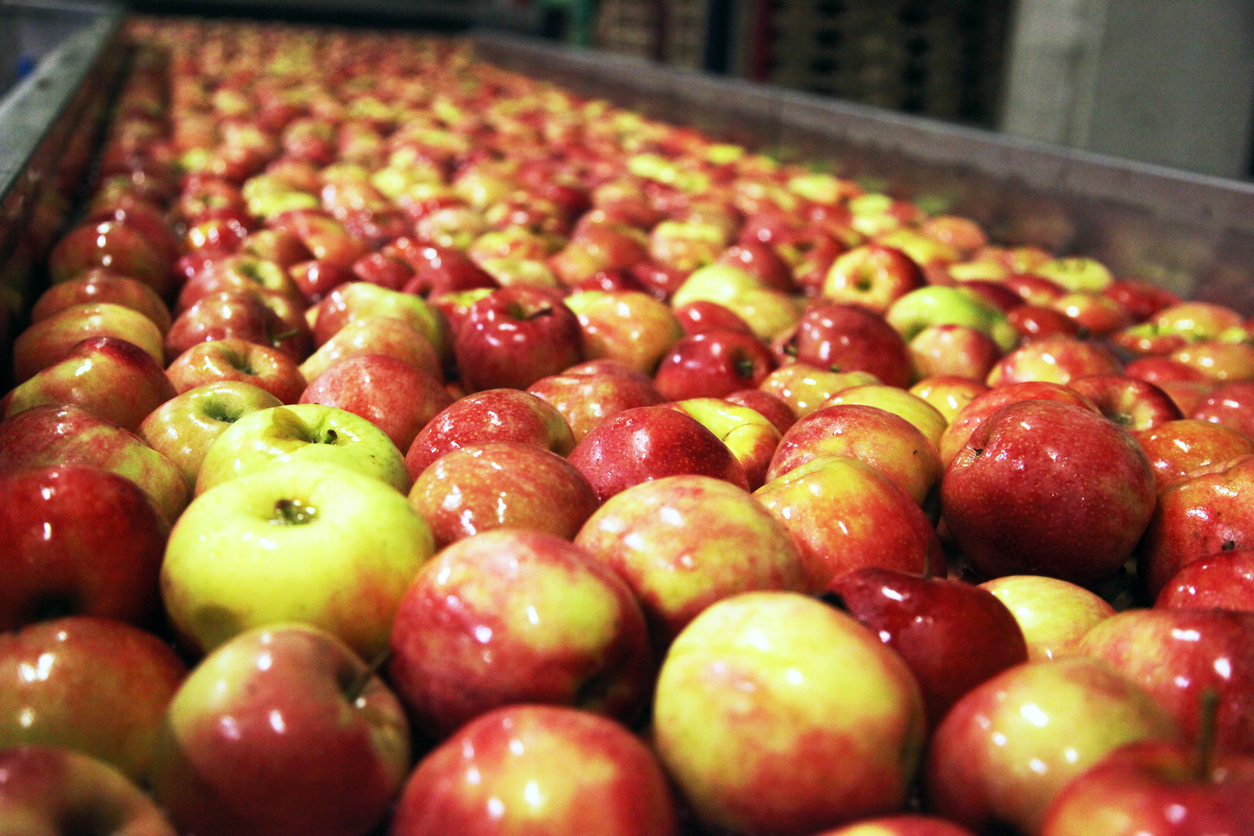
527, 366, 667, 442
452, 286, 584, 392
938, 380, 1099, 466
1079, 607, 1254, 754
389, 704, 680, 836
0, 616, 187, 780
924, 656, 1179, 836
941, 399, 1157, 586
830, 566, 1028, 729
784, 302, 913, 389
387, 529, 653, 739
568, 405, 749, 502
408, 441, 599, 547
1190, 380, 1254, 438
1155, 547, 1254, 612
149, 624, 411, 836
652, 327, 778, 401
1132, 418, 1254, 493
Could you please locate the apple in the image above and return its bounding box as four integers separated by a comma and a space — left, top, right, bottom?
46, 219, 174, 298
653, 591, 926, 834
388, 704, 681, 836
387, 528, 654, 739
810, 814, 980, 836
780, 301, 913, 389
767, 403, 944, 508
669, 263, 803, 341
2, 336, 176, 434
574, 473, 806, 648
724, 386, 798, 434
716, 240, 796, 293
1067, 373, 1183, 432
942, 399, 1156, 586
1102, 277, 1182, 322
923, 656, 1179, 836
407, 441, 600, 547
1132, 418, 1254, 492
526, 364, 669, 442
166, 336, 307, 404
937, 380, 1100, 466
1189, 380, 1254, 438
389, 239, 496, 297
164, 290, 313, 365
1050, 291, 1134, 337
0, 404, 190, 526
908, 375, 989, 424
0, 616, 187, 780
986, 334, 1124, 387
163, 460, 434, 659
311, 281, 451, 362
821, 383, 948, 450
1007, 303, 1084, 342
908, 323, 1003, 382
12, 302, 166, 385
195, 402, 412, 496
1035, 255, 1115, 293
1078, 607, 1254, 754
672, 299, 754, 335
885, 285, 1020, 354
450, 286, 584, 392
298, 315, 445, 385
1155, 547, 1254, 612
755, 453, 944, 591
652, 327, 778, 401
288, 258, 353, 305
148, 623, 411, 836
30, 268, 172, 335
1138, 454, 1254, 601
1040, 737, 1254, 836
404, 387, 576, 479
829, 566, 1029, 729
662, 397, 782, 490
978, 574, 1117, 661
758, 363, 880, 418
561, 289, 684, 376
175, 253, 304, 313
820, 243, 925, 313
567, 404, 749, 502
300, 354, 454, 454
264, 208, 373, 268
139, 381, 285, 485
0, 746, 176, 836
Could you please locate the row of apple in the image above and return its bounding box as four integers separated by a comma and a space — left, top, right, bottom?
1, 14, 1253, 836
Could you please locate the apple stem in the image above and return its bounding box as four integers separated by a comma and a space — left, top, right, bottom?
1192, 687, 1220, 780
344, 648, 391, 704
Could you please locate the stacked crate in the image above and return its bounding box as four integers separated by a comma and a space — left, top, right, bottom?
593, 0, 711, 69
760, 0, 1014, 128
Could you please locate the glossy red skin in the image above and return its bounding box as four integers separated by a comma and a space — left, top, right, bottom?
1132, 418, 1254, 493
822, 243, 925, 313
83, 201, 182, 273
1102, 279, 1182, 322
0, 746, 177, 836
1139, 454, 1254, 600
1067, 374, 1183, 432
301, 354, 454, 454
628, 260, 691, 301
344, 252, 411, 292
288, 259, 353, 305
567, 405, 749, 502
1079, 608, 1254, 754
811, 813, 980, 836
717, 240, 797, 294
724, 388, 797, 435
958, 280, 1025, 314
47, 220, 173, 298
453, 287, 584, 392
409, 442, 600, 548
239, 228, 314, 269
164, 290, 313, 364
527, 368, 667, 442
1158, 379, 1217, 416
756, 455, 945, 591
265, 208, 373, 268
183, 212, 253, 254
30, 269, 173, 334
0, 616, 187, 778
1041, 739, 1254, 836
149, 627, 408, 836
939, 380, 1100, 466
388, 530, 653, 738
1190, 381, 1254, 438
830, 567, 1028, 730
909, 324, 1004, 382
767, 403, 944, 508
405, 388, 575, 480
389, 704, 681, 836
1155, 548, 1254, 612
942, 399, 1157, 586
167, 337, 308, 405
672, 300, 754, 336
987, 335, 1123, 386
2, 336, 177, 434
1125, 355, 1210, 384
784, 302, 913, 389
0, 466, 169, 630
652, 328, 779, 401
11, 302, 166, 385
1006, 304, 1083, 342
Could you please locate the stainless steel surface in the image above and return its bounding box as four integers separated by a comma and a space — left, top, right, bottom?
472, 31, 1254, 315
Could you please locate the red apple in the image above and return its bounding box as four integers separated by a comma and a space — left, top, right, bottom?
166, 337, 308, 404
1190, 380, 1254, 438
938, 380, 1100, 466
672, 299, 755, 335
526, 363, 668, 442
568, 404, 749, 501
389, 704, 681, 835
1155, 547, 1254, 612
0, 616, 187, 780
782, 301, 913, 389
1067, 373, 1184, 432
821, 243, 925, 314
652, 327, 778, 401
165, 290, 313, 365
908, 323, 1003, 382
387, 529, 653, 738
30, 269, 172, 335
724, 387, 797, 434
47, 219, 174, 299
1133, 418, 1254, 492
12, 302, 166, 385
149, 623, 411, 836
452, 286, 584, 391
986, 334, 1123, 386
829, 566, 1029, 729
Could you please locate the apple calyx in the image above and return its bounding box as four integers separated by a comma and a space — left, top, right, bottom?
272, 497, 317, 525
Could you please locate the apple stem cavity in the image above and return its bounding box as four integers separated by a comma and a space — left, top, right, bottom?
344, 647, 391, 705
1193, 686, 1221, 780
272, 498, 317, 525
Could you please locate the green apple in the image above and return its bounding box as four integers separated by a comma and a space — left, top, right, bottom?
195, 403, 412, 495
163, 461, 435, 659
653, 591, 926, 834
885, 286, 1019, 353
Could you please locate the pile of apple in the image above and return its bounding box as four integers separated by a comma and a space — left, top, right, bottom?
3, 14, 1254, 836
